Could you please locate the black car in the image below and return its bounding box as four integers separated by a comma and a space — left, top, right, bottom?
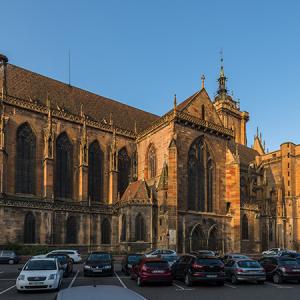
171, 254, 225, 286
0, 250, 19, 264
121, 254, 144, 275
260, 256, 300, 283
84, 252, 114, 276
47, 253, 73, 277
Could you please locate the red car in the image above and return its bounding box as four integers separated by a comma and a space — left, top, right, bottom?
130, 257, 173, 286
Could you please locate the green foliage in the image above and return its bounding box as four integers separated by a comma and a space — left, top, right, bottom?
3, 243, 49, 255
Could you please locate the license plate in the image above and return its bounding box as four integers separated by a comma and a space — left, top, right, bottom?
152, 270, 164, 273
206, 275, 217, 278
29, 282, 44, 286
128, 264, 132, 268
93, 269, 103, 273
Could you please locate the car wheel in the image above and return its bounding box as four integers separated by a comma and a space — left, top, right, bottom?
8, 259, 14, 265
231, 275, 238, 285
273, 273, 283, 284
137, 276, 143, 287
185, 274, 192, 287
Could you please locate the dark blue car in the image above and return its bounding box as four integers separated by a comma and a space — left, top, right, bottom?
0, 250, 19, 264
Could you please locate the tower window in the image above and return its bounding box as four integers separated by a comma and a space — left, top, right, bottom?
201, 105, 205, 120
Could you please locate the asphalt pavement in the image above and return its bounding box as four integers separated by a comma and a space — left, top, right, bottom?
1, 263, 300, 300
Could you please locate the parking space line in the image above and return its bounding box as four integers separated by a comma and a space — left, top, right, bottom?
114, 271, 127, 288
68, 270, 79, 288
0, 285, 15, 295
173, 282, 185, 290
173, 281, 193, 291
264, 282, 293, 289
224, 283, 237, 289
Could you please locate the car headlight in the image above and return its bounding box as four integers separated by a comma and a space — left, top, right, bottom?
48, 274, 57, 280
18, 275, 25, 281
280, 267, 286, 272
103, 265, 111, 269
84, 265, 91, 269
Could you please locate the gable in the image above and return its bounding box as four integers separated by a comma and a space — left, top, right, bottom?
178, 89, 223, 126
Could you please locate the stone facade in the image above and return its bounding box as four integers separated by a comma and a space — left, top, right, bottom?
0, 53, 299, 254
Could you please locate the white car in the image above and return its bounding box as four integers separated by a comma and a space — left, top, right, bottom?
16, 258, 63, 292
34, 249, 82, 263
145, 249, 177, 258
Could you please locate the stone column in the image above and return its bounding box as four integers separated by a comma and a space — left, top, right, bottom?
108, 128, 118, 204
79, 117, 88, 202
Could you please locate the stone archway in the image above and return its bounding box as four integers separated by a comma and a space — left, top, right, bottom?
190, 223, 207, 252
208, 225, 218, 251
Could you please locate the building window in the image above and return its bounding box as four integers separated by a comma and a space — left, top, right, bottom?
120, 215, 126, 242
240, 176, 247, 203
55, 132, 73, 199
101, 218, 111, 244
148, 144, 157, 179
65, 216, 77, 244
88, 140, 103, 202
118, 147, 131, 198
242, 214, 249, 240
135, 213, 145, 241
24, 212, 35, 243
201, 104, 205, 120
15, 123, 36, 194
188, 136, 214, 212
269, 220, 273, 242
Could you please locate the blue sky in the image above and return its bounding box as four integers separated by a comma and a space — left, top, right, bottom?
1, 0, 300, 151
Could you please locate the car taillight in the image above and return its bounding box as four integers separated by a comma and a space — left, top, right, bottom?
220, 265, 224, 271
192, 263, 204, 270
237, 268, 244, 273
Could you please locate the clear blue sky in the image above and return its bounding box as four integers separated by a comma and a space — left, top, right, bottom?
1, 0, 300, 151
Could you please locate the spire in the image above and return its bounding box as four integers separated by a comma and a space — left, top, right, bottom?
173, 94, 177, 116
201, 74, 205, 89
217, 50, 227, 99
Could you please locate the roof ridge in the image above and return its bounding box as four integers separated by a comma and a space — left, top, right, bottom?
7, 63, 160, 119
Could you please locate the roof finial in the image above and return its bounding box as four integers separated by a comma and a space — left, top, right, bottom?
134, 121, 137, 134
201, 74, 205, 89
110, 112, 113, 126
80, 103, 84, 118
173, 94, 177, 115
217, 49, 227, 98
256, 126, 259, 138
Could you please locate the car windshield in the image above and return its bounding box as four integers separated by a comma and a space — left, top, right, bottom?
279, 259, 298, 266
128, 255, 143, 264
87, 253, 111, 261
237, 261, 261, 268
145, 250, 155, 255
24, 260, 56, 271
48, 255, 67, 264
196, 258, 223, 266
233, 255, 248, 259
145, 261, 169, 268
164, 256, 177, 262
2, 251, 13, 256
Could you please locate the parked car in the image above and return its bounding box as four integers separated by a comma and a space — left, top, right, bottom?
164, 255, 179, 267
224, 259, 266, 284
0, 250, 19, 264
222, 253, 250, 264
171, 254, 225, 286
131, 257, 173, 286
16, 258, 63, 292
84, 252, 114, 276
121, 253, 144, 275
57, 285, 145, 300
34, 249, 82, 263
46, 253, 73, 277
262, 248, 286, 256
260, 256, 300, 283
191, 250, 216, 257
145, 249, 177, 258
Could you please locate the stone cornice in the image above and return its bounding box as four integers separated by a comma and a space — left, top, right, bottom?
0, 195, 114, 214
4, 94, 136, 140
137, 110, 234, 142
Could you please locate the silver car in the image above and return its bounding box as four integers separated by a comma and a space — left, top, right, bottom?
224, 259, 266, 284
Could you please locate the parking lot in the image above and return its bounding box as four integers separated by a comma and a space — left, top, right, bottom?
1, 262, 300, 300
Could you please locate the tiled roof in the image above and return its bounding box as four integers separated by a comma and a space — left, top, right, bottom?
120, 180, 150, 203
228, 141, 259, 166
4, 64, 159, 133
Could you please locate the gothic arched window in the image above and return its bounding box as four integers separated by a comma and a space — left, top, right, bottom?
242, 214, 249, 240
207, 157, 214, 212
15, 123, 36, 194
65, 216, 77, 244
147, 144, 157, 179
101, 218, 111, 244
120, 214, 126, 242
201, 104, 205, 120
240, 176, 247, 203
118, 147, 131, 197
135, 213, 145, 241
24, 212, 36, 243
55, 132, 73, 199
88, 140, 103, 202
188, 137, 205, 211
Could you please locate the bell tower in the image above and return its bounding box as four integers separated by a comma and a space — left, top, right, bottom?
213, 55, 249, 145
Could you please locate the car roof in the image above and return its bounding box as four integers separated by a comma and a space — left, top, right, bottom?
57, 285, 144, 300
52, 249, 77, 252
47, 253, 69, 257
30, 258, 57, 261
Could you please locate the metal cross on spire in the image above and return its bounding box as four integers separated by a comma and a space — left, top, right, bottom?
201, 74, 205, 89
